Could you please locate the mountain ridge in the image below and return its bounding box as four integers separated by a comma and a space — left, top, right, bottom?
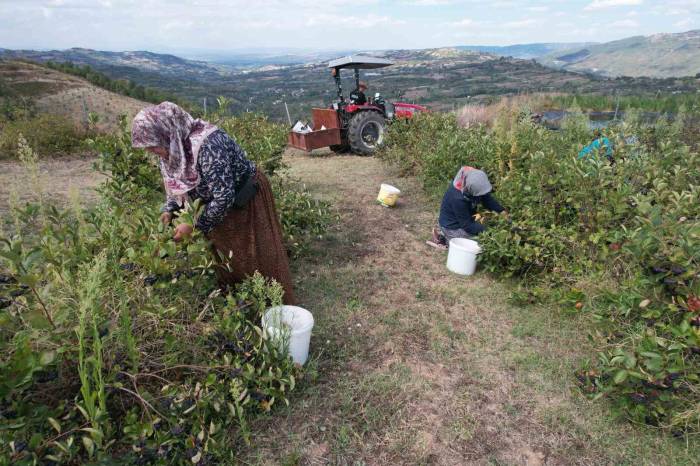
456, 42, 594, 59
539, 30, 700, 78
3, 41, 699, 121
0, 47, 229, 77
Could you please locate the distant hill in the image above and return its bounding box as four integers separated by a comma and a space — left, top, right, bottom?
189, 44, 591, 66
0, 47, 231, 79
540, 30, 700, 78
3, 46, 699, 123
0, 60, 148, 131
200, 47, 699, 121
190, 49, 355, 68
457, 43, 593, 59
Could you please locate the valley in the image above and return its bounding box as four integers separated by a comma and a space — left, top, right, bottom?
4, 45, 700, 123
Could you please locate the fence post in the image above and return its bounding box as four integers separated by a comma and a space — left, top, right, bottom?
284, 102, 292, 126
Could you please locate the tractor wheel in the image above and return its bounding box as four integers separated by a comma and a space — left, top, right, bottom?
347, 111, 386, 156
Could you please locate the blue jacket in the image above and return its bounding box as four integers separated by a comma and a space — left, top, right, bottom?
579, 137, 613, 159
438, 185, 504, 235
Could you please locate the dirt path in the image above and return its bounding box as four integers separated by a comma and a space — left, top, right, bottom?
241, 151, 695, 465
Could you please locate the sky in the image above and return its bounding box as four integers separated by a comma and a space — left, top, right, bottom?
0, 0, 699, 54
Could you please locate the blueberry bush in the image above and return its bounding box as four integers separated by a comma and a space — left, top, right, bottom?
0, 114, 332, 465
380, 106, 699, 434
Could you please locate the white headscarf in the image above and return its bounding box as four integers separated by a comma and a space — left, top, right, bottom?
453, 166, 492, 196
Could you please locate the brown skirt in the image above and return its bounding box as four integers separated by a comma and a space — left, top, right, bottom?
206, 171, 296, 304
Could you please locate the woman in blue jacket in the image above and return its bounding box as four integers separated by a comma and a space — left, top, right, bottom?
431, 166, 507, 248
579, 130, 614, 162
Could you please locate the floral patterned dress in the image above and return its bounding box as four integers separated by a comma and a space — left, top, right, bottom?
162, 130, 256, 234
161, 129, 296, 304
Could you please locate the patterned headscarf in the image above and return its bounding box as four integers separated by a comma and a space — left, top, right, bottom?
131, 102, 218, 206
453, 166, 492, 197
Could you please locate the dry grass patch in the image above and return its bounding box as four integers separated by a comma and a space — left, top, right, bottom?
0, 156, 104, 216
1, 60, 148, 132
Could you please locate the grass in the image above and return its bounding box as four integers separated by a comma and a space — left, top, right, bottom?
36, 86, 146, 132
2, 147, 696, 463
233, 150, 699, 465
1, 61, 148, 133
0, 156, 103, 215
5, 81, 63, 97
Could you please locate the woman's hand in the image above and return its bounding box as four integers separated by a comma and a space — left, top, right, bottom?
173, 223, 193, 242
160, 212, 173, 225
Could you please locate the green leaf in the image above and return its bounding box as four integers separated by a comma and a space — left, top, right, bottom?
82, 436, 95, 456
613, 370, 628, 384
81, 427, 103, 441
48, 417, 61, 433
17, 273, 38, 288
40, 351, 56, 366
1, 422, 26, 429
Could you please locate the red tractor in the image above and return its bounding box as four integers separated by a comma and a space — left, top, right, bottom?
288, 55, 427, 155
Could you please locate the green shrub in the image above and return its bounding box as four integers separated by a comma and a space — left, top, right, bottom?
272, 176, 334, 257
0, 114, 84, 159
379, 108, 700, 434
218, 112, 288, 176
0, 116, 332, 464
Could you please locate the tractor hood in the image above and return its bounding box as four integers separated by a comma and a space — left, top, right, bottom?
328, 55, 393, 70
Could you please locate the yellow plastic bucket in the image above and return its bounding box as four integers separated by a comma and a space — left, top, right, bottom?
377, 183, 401, 207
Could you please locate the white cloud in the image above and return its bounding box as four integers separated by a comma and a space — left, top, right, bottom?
492, 1, 517, 8
610, 19, 640, 27
0, 0, 695, 53
503, 19, 538, 29
305, 13, 405, 29
674, 18, 694, 29
405, 0, 456, 5
585, 0, 643, 11
448, 18, 477, 27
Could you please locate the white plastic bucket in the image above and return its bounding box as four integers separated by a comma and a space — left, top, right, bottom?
446, 238, 482, 276
377, 184, 401, 207
262, 305, 314, 365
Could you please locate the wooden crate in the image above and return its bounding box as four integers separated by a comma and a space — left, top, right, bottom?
312, 108, 340, 130
288, 128, 341, 152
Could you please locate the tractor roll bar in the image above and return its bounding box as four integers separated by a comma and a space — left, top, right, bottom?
329, 55, 394, 103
